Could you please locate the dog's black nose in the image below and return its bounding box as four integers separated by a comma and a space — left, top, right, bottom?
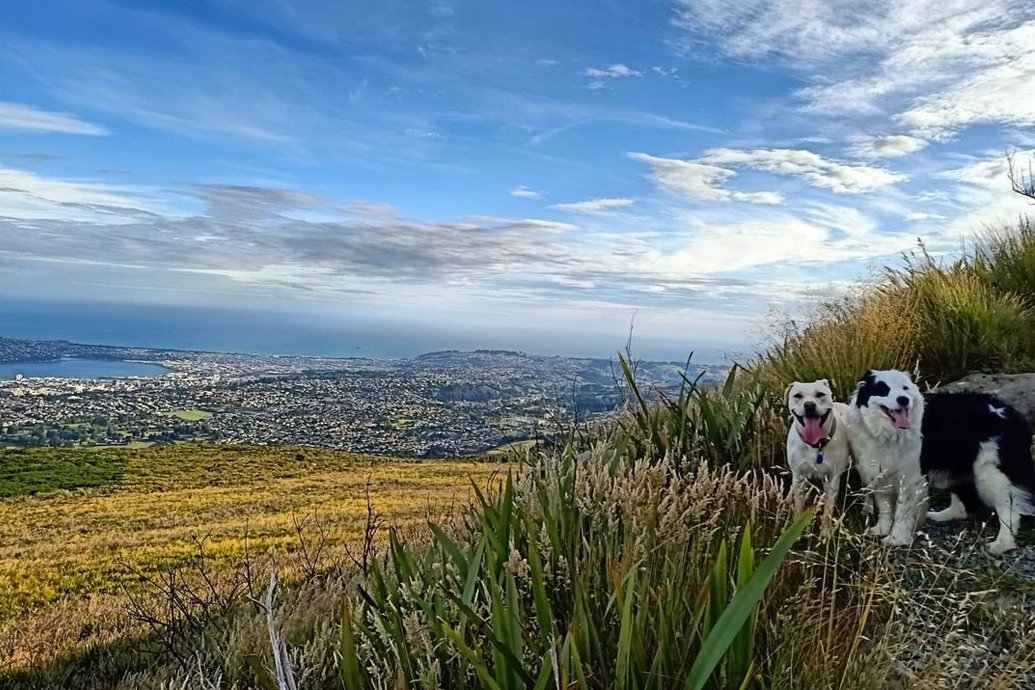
896, 396, 910, 407
803, 401, 817, 413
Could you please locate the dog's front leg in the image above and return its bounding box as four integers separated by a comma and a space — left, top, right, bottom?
789, 473, 807, 515
819, 473, 840, 536
821, 474, 839, 517
867, 486, 894, 537
884, 473, 927, 547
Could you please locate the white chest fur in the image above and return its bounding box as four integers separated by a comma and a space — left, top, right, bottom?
845, 405, 923, 484
786, 429, 849, 479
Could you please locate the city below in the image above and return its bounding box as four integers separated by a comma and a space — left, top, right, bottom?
0, 336, 726, 457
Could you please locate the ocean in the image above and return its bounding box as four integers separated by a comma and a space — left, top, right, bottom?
0, 299, 736, 363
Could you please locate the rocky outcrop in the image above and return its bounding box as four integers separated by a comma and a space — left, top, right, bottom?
937, 373, 1035, 429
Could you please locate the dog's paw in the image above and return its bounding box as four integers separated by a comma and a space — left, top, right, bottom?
987, 538, 1017, 555
882, 532, 913, 547
926, 508, 964, 523
867, 524, 891, 537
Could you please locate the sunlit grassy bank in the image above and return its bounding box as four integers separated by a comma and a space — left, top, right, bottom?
0, 445, 501, 682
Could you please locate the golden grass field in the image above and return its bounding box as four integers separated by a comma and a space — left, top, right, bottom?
0, 445, 503, 676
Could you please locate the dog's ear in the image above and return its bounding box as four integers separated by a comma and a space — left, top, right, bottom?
819, 378, 829, 388
853, 371, 875, 407
784, 383, 795, 407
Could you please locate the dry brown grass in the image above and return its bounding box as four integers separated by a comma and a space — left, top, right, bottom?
0, 445, 503, 675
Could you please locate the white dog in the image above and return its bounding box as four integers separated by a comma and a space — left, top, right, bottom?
845, 370, 928, 546
785, 379, 852, 516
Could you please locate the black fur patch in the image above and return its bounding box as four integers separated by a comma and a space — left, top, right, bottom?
920, 391, 1035, 499
854, 370, 890, 408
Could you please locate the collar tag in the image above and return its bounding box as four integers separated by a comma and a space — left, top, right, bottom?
815, 451, 824, 464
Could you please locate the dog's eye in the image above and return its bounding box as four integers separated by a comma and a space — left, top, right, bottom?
816, 392, 826, 398
793, 393, 803, 399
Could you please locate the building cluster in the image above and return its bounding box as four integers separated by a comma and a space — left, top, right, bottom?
0, 340, 725, 456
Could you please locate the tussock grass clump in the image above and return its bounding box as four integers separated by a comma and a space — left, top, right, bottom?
609, 359, 783, 471
760, 290, 915, 402
338, 455, 808, 690
893, 259, 1035, 381
972, 217, 1035, 304
758, 218, 1035, 399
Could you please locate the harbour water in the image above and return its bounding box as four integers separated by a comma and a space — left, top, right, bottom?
0, 358, 169, 380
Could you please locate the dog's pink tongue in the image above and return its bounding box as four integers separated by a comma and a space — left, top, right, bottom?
889, 408, 911, 429
802, 417, 825, 445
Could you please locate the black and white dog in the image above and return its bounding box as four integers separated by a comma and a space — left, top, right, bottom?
847, 369, 1035, 553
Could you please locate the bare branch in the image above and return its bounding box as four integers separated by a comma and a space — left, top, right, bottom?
342, 477, 385, 576
1007, 152, 1035, 202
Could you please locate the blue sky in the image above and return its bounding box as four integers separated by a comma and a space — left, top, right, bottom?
2, 0, 1034, 359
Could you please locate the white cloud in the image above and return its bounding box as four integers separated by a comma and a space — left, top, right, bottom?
639, 212, 910, 276
513, 219, 576, 232
702, 147, 906, 193
674, 1, 1035, 142
630, 147, 901, 201
582, 64, 642, 78
628, 152, 784, 204
0, 167, 155, 221
673, 0, 896, 64
898, 22, 1035, 137
649, 219, 828, 274
348, 201, 397, 217
929, 152, 1035, 241
0, 101, 107, 135
404, 127, 442, 139
799, 202, 880, 238
0, 167, 937, 338
552, 197, 634, 213
851, 134, 928, 158
510, 186, 544, 199
941, 154, 1020, 188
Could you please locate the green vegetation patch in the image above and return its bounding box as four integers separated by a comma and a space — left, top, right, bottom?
114, 443, 392, 491
484, 438, 539, 458
162, 408, 214, 422
0, 448, 127, 496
